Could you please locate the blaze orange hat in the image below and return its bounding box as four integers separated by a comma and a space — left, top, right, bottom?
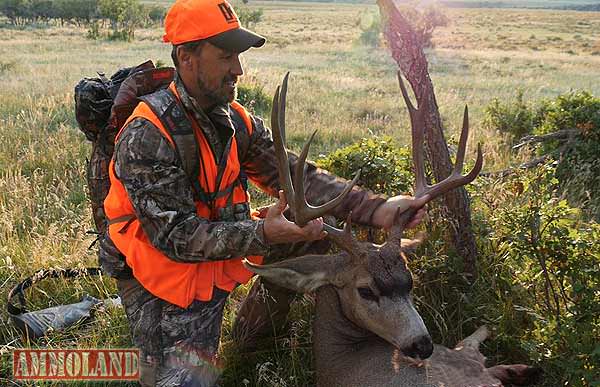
163, 0, 266, 52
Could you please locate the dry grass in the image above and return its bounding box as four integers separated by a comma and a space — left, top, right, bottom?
1, 1, 599, 385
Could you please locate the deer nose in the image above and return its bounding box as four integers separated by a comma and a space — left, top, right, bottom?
403, 335, 433, 359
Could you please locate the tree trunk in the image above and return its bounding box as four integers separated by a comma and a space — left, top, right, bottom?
377, 0, 478, 278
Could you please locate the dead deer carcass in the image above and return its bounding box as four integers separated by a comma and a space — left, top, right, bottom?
244, 74, 540, 387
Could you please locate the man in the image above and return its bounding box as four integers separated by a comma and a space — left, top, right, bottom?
99, 0, 427, 385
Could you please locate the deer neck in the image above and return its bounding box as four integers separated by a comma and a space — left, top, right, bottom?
313, 285, 387, 369
312, 286, 433, 387
314, 285, 377, 348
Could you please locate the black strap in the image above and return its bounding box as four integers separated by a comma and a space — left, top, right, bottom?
230, 106, 252, 191
141, 89, 253, 209
7, 268, 103, 316
141, 89, 206, 203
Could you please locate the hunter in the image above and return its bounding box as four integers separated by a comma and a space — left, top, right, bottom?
98, 0, 427, 385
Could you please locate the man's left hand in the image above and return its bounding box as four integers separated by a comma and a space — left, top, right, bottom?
371, 195, 430, 230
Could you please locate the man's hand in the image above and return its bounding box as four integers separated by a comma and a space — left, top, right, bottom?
371, 194, 430, 230
263, 191, 328, 244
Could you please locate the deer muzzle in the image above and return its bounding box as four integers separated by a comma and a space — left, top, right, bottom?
401, 334, 434, 360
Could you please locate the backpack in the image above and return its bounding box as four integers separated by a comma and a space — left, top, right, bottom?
74, 60, 253, 257
74, 60, 175, 234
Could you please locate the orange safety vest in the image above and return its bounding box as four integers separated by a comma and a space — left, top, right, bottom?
104, 83, 263, 308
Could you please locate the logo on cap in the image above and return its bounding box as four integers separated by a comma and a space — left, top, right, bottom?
218, 2, 237, 24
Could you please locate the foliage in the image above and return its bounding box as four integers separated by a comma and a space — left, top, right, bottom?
357, 13, 382, 48
395, 5, 449, 48
236, 7, 263, 29
145, 4, 165, 25
0, 0, 98, 25
99, 0, 144, 41
237, 82, 272, 118
483, 89, 541, 142
472, 165, 600, 385
0, 0, 161, 40
317, 136, 413, 196
484, 91, 600, 220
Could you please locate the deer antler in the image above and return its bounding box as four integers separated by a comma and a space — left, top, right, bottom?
271, 73, 363, 256
387, 73, 483, 244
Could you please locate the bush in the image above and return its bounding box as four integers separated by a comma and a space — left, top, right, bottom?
472, 165, 600, 385
483, 89, 540, 143
317, 136, 412, 196
236, 7, 263, 28
356, 13, 381, 48
237, 82, 271, 118
0, 0, 99, 26
485, 90, 600, 219
99, 0, 145, 41
145, 4, 165, 26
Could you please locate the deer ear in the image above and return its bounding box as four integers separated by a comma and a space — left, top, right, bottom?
400, 232, 426, 255
243, 254, 348, 293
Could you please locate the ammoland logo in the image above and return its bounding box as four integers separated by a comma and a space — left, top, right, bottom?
13, 349, 139, 380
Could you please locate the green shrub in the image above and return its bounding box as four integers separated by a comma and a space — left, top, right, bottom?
237, 82, 271, 118
145, 4, 165, 25
357, 13, 382, 48
99, 0, 144, 41
483, 89, 540, 142
475, 165, 600, 385
485, 90, 600, 219
410, 164, 599, 386
236, 7, 263, 28
317, 136, 412, 196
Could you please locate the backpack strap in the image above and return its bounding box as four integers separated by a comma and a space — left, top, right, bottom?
230, 104, 254, 191
140, 88, 208, 203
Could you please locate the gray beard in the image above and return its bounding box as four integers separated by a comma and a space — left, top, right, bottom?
197, 77, 236, 106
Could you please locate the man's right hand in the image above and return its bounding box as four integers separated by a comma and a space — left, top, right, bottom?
262, 190, 327, 244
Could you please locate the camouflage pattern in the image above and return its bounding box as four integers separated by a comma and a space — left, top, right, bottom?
117, 277, 226, 387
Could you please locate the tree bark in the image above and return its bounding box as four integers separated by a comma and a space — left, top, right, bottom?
378, 0, 479, 278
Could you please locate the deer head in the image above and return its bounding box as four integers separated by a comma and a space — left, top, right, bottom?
244, 72, 483, 360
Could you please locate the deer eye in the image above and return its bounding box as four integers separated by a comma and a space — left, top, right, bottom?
357, 287, 379, 302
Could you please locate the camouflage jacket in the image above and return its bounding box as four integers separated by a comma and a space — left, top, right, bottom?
108, 75, 387, 265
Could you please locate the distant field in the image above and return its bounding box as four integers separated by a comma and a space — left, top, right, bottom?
441, 0, 600, 9
145, 0, 600, 9
1, 1, 599, 385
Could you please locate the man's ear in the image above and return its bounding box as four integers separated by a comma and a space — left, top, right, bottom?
243, 253, 349, 293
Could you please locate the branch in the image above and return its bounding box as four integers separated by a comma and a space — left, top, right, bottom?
481, 144, 568, 178
512, 129, 578, 150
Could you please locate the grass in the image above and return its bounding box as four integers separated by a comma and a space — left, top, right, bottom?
1, 1, 599, 385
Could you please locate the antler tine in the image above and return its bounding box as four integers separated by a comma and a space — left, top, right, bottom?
271, 83, 296, 211
388, 75, 483, 248
279, 72, 289, 144
419, 106, 483, 202
270, 73, 364, 256
454, 105, 469, 173
397, 73, 427, 198
323, 213, 364, 260
275, 74, 361, 226
397, 71, 417, 115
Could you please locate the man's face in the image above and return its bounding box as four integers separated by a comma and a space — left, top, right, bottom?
181, 42, 244, 108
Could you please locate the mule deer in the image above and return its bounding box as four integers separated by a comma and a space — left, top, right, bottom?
244, 73, 541, 386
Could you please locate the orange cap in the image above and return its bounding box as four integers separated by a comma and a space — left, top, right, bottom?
163, 0, 265, 52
